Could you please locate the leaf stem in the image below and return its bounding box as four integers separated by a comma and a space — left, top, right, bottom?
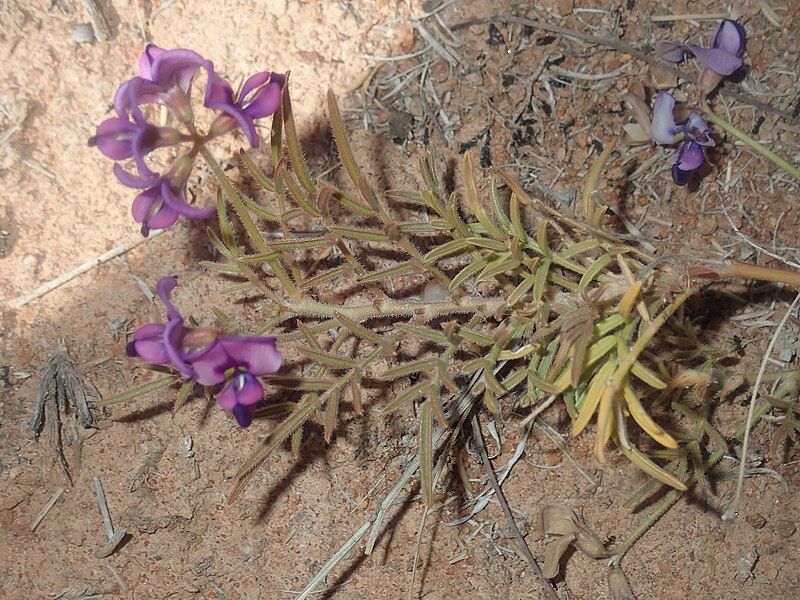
701, 104, 800, 182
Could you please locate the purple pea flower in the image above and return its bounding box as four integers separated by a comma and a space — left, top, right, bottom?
186, 335, 283, 427
126, 277, 186, 366
115, 45, 211, 122
114, 156, 215, 236
204, 71, 285, 148
126, 276, 283, 427
89, 115, 182, 179
624, 90, 714, 186
656, 19, 746, 94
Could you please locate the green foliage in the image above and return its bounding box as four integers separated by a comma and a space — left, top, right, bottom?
194, 82, 784, 504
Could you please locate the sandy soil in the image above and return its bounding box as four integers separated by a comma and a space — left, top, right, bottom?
2, 1, 799, 598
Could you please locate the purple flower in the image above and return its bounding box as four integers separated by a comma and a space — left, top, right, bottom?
204, 71, 285, 147
115, 156, 215, 236
671, 140, 706, 186
126, 277, 186, 366
649, 92, 714, 186
656, 19, 746, 94
187, 335, 283, 427
114, 46, 212, 126
126, 277, 283, 427
89, 116, 181, 178
624, 90, 714, 186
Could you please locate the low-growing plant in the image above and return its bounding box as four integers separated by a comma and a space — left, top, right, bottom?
93, 24, 800, 596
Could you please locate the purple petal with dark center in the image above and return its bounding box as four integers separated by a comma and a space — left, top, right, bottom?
711, 20, 745, 56
650, 92, 680, 145
131, 186, 179, 235
160, 181, 215, 220
671, 141, 705, 186
685, 113, 715, 147
232, 404, 255, 428
219, 336, 283, 376
675, 140, 705, 171
219, 373, 264, 411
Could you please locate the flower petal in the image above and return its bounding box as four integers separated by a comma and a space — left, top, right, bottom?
711, 19, 745, 56
139, 44, 166, 79
685, 45, 742, 76
233, 373, 264, 406
671, 163, 694, 186
654, 40, 688, 63
189, 341, 230, 386
232, 404, 255, 428
239, 71, 272, 101
243, 81, 282, 120
160, 181, 215, 220
218, 380, 239, 410
685, 113, 715, 147
114, 164, 160, 189
650, 92, 679, 145
675, 140, 705, 171
163, 318, 194, 378
90, 118, 135, 160
150, 49, 208, 91
219, 336, 283, 375
129, 322, 169, 363
156, 277, 181, 321
203, 71, 235, 108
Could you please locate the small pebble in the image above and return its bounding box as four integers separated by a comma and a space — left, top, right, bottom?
774, 519, 796, 539
746, 513, 767, 529
72, 23, 96, 44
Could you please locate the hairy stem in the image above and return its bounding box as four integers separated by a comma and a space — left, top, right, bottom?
701, 106, 800, 182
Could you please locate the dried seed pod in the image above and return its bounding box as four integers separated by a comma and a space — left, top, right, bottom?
608, 565, 637, 600
543, 532, 575, 579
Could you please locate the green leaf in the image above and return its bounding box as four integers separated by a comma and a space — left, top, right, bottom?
383, 381, 432, 414
579, 253, 613, 290
328, 225, 389, 243
420, 399, 434, 506
298, 347, 356, 370
357, 261, 416, 284
239, 149, 276, 192
449, 258, 488, 291
99, 376, 176, 406
283, 81, 314, 192
380, 358, 438, 381
423, 238, 470, 264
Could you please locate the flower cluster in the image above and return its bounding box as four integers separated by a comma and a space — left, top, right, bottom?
656, 19, 746, 96
624, 89, 715, 186
621, 19, 746, 187
127, 277, 283, 427
89, 45, 284, 236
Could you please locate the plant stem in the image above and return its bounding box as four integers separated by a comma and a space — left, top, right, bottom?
286, 297, 504, 322
701, 105, 800, 182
